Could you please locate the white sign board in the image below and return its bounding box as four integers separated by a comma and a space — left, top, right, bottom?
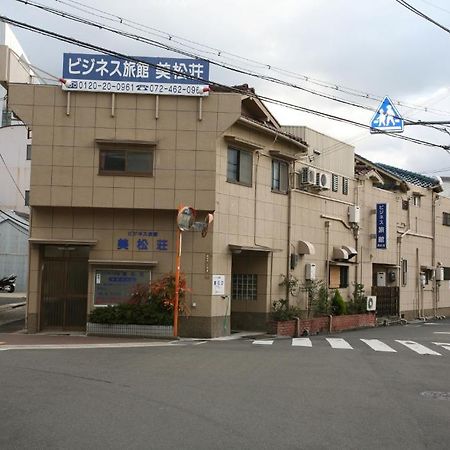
212, 275, 225, 295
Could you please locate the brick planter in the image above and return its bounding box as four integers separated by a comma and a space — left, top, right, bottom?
268, 313, 376, 337
267, 319, 297, 337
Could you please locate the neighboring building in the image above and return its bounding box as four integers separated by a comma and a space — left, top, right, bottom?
3, 51, 450, 336
0, 124, 31, 214
0, 209, 29, 291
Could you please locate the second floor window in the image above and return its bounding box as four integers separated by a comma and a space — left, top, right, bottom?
99, 146, 154, 176
227, 147, 252, 186
271, 159, 288, 193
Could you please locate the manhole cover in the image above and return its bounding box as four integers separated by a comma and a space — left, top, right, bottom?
420, 391, 450, 401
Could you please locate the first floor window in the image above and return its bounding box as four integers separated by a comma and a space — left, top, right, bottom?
329, 265, 349, 289
231, 274, 257, 300
94, 269, 151, 305
271, 159, 289, 193
99, 146, 154, 176
227, 147, 252, 186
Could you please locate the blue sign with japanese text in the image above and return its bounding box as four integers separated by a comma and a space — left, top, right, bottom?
376, 203, 388, 249
62, 53, 209, 96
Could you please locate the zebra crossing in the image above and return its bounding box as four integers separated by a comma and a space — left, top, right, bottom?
252, 337, 450, 356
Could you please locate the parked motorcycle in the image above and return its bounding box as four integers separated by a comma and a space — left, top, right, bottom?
0, 274, 17, 293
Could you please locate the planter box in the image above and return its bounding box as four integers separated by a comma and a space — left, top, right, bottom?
267, 320, 297, 337
86, 322, 174, 338
268, 313, 376, 337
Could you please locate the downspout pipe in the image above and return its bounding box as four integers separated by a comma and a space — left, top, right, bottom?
286, 161, 293, 303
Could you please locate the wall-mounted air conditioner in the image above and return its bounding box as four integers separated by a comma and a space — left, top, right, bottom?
366, 296, 377, 311
317, 172, 331, 190
299, 167, 317, 187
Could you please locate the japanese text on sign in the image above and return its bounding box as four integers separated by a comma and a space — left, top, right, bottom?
62, 53, 209, 96
376, 203, 388, 249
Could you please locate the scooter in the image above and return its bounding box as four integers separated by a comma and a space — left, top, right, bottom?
0, 274, 17, 293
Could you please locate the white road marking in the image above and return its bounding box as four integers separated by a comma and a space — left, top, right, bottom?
292, 338, 312, 347
253, 340, 274, 345
432, 342, 450, 352
395, 340, 441, 356
433, 331, 450, 335
360, 339, 397, 352
326, 338, 353, 349
0, 342, 178, 351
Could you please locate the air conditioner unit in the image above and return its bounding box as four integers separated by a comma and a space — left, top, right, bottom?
317, 172, 331, 190
366, 296, 377, 312
299, 167, 317, 187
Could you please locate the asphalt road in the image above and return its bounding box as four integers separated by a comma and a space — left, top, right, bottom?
1, 321, 449, 450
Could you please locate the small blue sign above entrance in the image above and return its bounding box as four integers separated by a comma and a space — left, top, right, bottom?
370, 97, 404, 133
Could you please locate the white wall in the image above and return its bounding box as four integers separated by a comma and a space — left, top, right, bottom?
0, 125, 30, 214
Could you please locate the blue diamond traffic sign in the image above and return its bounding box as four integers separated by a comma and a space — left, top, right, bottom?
370, 96, 404, 133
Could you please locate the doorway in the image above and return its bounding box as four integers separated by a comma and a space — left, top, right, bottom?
40, 245, 89, 331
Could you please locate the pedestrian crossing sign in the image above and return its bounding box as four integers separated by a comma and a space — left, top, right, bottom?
370, 96, 404, 133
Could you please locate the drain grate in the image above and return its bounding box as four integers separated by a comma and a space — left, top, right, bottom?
420, 391, 450, 401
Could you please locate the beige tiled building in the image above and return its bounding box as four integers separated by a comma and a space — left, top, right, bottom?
5, 74, 450, 336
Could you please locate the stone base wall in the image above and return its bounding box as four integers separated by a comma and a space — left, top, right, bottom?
179, 315, 230, 338
231, 312, 269, 332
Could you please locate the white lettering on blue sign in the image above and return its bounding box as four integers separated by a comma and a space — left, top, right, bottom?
63, 53, 209, 96
376, 203, 388, 249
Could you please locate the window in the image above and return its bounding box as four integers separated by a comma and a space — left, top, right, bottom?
443, 212, 450, 226
94, 269, 151, 305
329, 265, 349, 288
24, 190, 30, 206
342, 177, 349, 195
26, 144, 32, 160
227, 147, 252, 186
271, 159, 289, 193
332, 174, 338, 192
99, 145, 154, 176
401, 259, 408, 286
27, 128, 32, 139
402, 199, 409, 210
412, 194, 421, 207
231, 274, 257, 300
443, 267, 450, 280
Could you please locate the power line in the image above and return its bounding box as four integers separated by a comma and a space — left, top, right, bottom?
0, 14, 447, 152
395, 0, 450, 34
13, 0, 450, 136
0, 152, 26, 201
16, 0, 450, 118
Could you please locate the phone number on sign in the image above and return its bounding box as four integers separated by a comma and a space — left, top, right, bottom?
64, 80, 207, 96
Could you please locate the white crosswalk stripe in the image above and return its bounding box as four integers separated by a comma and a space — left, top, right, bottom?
432, 342, 450, 352
292, 338, 312, 347
326, 338, 353, 349
395, 340, 441, 356
253, 340, 274, 345
360, 339, 397, 352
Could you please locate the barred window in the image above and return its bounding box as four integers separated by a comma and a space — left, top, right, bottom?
342, 177, 349, 195
231, 274, 257, 300
332, 173, 338, 192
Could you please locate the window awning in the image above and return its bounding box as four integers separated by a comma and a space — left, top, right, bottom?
269, 150, 298, 162
298, 240, 315, 255
29, 238, 98, 246
332, 245, 358, 261
224, 135, 263, 151
228, 244, 282, 254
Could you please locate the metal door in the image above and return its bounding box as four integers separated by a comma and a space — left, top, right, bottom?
40, 246, 89, 331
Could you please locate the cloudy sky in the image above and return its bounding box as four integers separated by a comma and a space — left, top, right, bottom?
2, 0, 450, 175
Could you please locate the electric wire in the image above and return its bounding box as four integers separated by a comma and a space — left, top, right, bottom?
13, 0, 450, 136
15, 0, 450, 117
0, 152, 26, 201
1, 14, 447, 152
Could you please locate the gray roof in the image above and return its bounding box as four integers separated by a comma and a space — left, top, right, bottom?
0, 209, 29, 231
375, 163, 440, 189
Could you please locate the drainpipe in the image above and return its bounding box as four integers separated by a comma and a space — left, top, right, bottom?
431, 191, 437, 317
286, 162, 294, 303
325, 221, 330, 292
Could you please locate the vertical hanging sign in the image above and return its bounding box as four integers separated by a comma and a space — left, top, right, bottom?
376, 203, 388, 249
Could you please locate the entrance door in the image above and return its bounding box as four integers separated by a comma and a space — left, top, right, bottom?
40, 246, 89, 331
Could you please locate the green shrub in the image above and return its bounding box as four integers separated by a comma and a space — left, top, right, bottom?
347, 283, 367, 314
331, 289, 347, 315
89, 272, 190, 325
314, 283, 330, 316
270, 299, 302, 321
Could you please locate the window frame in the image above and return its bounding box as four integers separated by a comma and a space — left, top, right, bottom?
26, 144, 32, 161
226, 147, 253, 187
443, 212, 450, 226
342, 177, 349, 195
271, 159, 289, 194
24, 190, 30, 206
98, 143, 155, 177
329, 265, 349, 289
231, 273, 257, 301
332, 173, 339, 192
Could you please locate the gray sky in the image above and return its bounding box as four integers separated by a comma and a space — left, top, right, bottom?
3, 0, 450, 175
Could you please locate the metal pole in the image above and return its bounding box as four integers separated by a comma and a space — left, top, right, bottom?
173, 228, 182, 337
